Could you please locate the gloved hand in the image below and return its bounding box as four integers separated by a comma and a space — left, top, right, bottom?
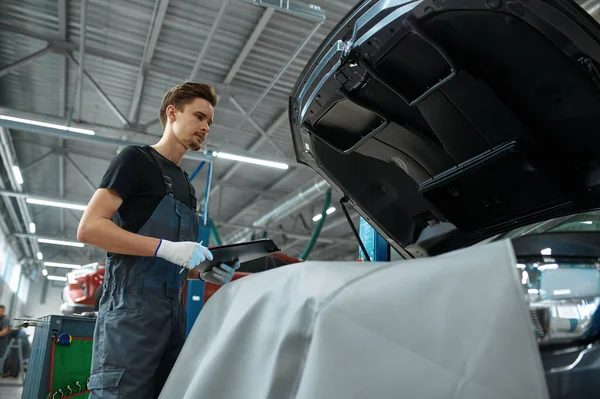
200, 260, 240, 285
155, 239, 213, 270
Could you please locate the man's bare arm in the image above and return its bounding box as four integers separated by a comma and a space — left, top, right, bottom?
0, 326, 10, 337
77, 188, 160, 257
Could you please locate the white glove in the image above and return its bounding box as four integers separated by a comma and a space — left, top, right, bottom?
200, 260, 240, 285
155, 239, 213, 270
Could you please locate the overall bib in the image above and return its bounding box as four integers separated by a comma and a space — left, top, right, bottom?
89, 147, 199, 399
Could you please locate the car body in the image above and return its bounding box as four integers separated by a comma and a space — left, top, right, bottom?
60, 262, 105, 315
288, 0, 600, 397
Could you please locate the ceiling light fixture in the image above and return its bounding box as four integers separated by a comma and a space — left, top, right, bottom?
0, 115, 95, 135
12, 166, 24, 184
26, 198, 87, 211
313, 207, 336, 222
42, 268, 48, 276
47, 275, 68, 281
43, 261, 81, 269
29, 223, 36, 233
37, 238, 84, 248
36, 251, 43, 260
213, 152, 288, 170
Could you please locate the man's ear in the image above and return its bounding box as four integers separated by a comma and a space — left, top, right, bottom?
166, 105, 177, 123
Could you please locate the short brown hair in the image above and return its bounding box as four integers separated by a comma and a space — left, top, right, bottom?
159, 82, 217, 129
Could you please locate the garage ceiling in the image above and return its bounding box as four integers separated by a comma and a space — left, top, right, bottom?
0, 0, 363, 279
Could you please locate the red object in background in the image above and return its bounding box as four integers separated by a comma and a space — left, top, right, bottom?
61, 253, 303, 314
60, 263, 106, 315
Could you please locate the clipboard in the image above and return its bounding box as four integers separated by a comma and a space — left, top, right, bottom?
197, 239, 281, 271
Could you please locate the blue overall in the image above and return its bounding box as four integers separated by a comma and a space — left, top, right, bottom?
88, 148, 199, 399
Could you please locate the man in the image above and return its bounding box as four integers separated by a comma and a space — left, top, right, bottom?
78, 82, 239, 398
0, 305, 10, 359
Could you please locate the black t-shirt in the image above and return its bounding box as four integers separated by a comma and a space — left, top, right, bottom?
99, 145, 197, 233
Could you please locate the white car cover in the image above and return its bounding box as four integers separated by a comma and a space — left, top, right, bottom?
160, 239, 549, 399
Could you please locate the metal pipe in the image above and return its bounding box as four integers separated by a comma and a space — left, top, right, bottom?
340, 197, 371, 261
202, 162, 213, 226
189, 161, 205, 181
0, 46, 53, 78
76, 0, 88, 122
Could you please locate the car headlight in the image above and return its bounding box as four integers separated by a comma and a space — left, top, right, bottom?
520, 260, 600, 345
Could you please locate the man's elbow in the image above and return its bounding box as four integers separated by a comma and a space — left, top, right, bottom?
77, 220, 93, 244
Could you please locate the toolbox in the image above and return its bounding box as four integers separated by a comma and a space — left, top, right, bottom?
22, 314, 96, 399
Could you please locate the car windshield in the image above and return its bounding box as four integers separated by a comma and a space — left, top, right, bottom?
503, 209, 600, 239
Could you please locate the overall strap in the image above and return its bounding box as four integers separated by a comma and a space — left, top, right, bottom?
145, 146, 173, 196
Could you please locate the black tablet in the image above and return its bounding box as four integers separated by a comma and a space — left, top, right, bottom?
197, 239, 281, 271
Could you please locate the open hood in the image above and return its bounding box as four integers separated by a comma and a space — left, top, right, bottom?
289, 0, 600, 257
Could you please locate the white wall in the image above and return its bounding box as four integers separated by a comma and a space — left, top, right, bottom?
24, 276, 64, 319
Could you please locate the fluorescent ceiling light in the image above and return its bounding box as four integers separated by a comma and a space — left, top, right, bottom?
36, 251, 43, 260
37, 238, 84, 248
528, 289, 539, 294
26, 198, 87, 211
214, 152, 288, 170
540, 248, 552, 256
313, 207, 336, 222
42, 268, 48, 276
582, 221, 593, 225
47, 275, 67, 281
44, 261, 81, 269
0, 115, 95, 135
12, 166, 24, 184
29, 223, 36, 233
538, 263, 559, 271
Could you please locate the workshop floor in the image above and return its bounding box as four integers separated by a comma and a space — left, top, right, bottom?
0, 377, 23, 398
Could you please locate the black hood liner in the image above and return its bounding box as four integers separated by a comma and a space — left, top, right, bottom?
289, 0, 600, 256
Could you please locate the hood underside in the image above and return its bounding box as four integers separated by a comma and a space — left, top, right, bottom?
289, 0, 600, 257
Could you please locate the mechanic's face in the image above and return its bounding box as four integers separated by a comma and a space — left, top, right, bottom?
0, 307, 4, 318
169, 98, 214, 151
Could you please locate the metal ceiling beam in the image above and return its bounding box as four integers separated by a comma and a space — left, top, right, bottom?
12, 136, 117, 162
0, 107, 297, 165
223, 178, 330, 244
128, 0, 170, 125
222, 20, 322, 150
21, 150, 56, 173
214, 221, 349, 244
188, 0, 231, 81
245, 0, 326, 21
65, 52, 130, 126
0, 24, 234, 100
207, 108, 288, 200
223, 7, 274, 84
0, 46, 53, 78
76, 0, 88, 122
0, 129, 41, 261
229, 97, 287, 157
63, 155, 97, 193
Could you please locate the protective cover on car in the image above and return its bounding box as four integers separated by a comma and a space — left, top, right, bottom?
159, 240, 549, 399
288, 0, 600, 257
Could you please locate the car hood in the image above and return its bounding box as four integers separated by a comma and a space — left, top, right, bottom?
289, 0, 600, 258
